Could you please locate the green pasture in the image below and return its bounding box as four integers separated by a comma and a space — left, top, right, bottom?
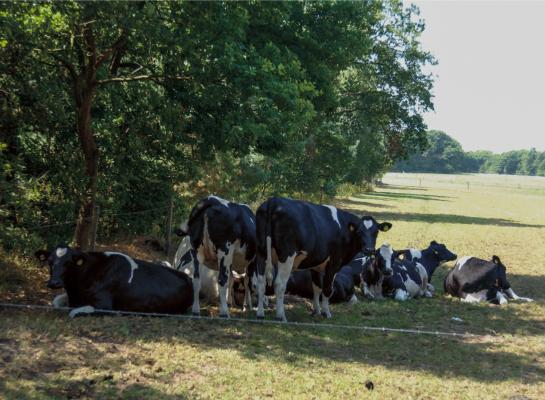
1, 173, 544, 399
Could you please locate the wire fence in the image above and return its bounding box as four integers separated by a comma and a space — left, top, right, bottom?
11, 199, 178, 256
0, 302, 487, 340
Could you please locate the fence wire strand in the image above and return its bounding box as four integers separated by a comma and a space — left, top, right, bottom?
0, 302, 486, 340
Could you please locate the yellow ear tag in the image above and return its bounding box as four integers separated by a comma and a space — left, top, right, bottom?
398, 253, 405, 260
77, 259, 84, 266
382, 225, 391, 232
349, 224, 355, 232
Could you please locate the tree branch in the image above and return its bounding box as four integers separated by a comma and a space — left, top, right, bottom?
50, 53, 78, 81
96, 29, 127, 69
97, 74, 191, 85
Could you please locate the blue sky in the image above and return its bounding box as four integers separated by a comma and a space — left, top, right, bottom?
412, 1, 545, 153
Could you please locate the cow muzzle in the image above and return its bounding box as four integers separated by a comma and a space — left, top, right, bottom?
47, 280, 64, 289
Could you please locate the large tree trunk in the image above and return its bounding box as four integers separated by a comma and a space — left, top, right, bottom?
73, 74, 98, 250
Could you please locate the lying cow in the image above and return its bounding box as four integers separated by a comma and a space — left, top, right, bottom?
35, 244, 193, 317
255, 196, 392, 321
395, 240, 457, 293
176, 195, 256, 317
444, 255, 533, 304
285, 266, 359, 305
359, 243, 394, 299
172, 236, 247, 308
382, 258, 431, 301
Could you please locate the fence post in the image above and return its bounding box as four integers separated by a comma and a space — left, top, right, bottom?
165, 196, 174, 256
90, 205, 100, 251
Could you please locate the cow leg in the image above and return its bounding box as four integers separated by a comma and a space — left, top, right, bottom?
505, 288, 533, 302
256, 253, 266, 319
52, 293, 68, 308
275, 254, 295, 322
321, 265, 338, 319
192, 252, 203, 316
227, 272, 235, 307
68, 306, 96, 318
243, 272, 253, 312
217, 244, 234, 318
310, 270, 322, 316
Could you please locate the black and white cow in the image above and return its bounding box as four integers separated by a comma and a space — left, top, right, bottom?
175, 195, 256, 317
255, 197, 392, 321
395, 240, 457, 293
35, 244, 193, 317
172, 236, 247, 308
444, 255, 533, 305
285, 266, 359, 305
359, 243, 394, 299
382, 258, 431, 301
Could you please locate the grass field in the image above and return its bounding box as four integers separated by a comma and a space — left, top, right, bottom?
1, 173, 545, 399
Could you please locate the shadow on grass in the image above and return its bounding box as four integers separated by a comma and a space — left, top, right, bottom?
338, 198, 393, 210
355, 191, 452, 202
340, 206, 545, 228
377, 183, 428, 191
1, 297, 544, 388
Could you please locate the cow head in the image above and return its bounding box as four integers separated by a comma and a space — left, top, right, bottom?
355, 216, 392, 255
369, 243, 394, 277
428, 240, 457, 262
34, 244, 85, 289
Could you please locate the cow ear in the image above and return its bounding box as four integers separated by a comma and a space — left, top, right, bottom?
34, 250, 50, 262
430, 240, 438, 245
378, 222, 392, 232
492, 255, 501, 264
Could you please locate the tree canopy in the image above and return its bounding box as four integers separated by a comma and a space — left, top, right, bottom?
393, 131, 545, 176
1, 0, 434, 252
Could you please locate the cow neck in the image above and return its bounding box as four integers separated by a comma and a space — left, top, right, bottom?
418, 248, 441, 278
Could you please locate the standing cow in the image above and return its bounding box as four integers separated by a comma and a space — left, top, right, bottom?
176, 195, 256, 317
255, 197, 392, 321
444, 255, 533, 304
35, 244, 193, 317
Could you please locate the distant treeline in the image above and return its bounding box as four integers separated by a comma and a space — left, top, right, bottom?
393, 131, 545, 176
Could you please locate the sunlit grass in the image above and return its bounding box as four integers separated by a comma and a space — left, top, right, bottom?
1, 173, 545, 399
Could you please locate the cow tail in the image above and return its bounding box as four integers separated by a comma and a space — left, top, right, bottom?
264, 201, 275, 286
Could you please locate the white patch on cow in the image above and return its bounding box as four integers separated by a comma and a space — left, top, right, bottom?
105, 252, 139, 284
348, 293, 358, 305
353, 255, 368, 266
52, 293, 68, 308
456, 256, 472, 271
461, 289, 488, 303
400, 265, 407, 271
68, 305, 95, 318
363, 219, 373, 230
415, 262, 429, 294
403, 277, 421, 298
191, 275, 201, 315
256, 273, 266, 319
505, 288, 534, 302
208, 195, 229, 207
56, 247, 67, 258
179, 221, 188, 234
324, 205, 341, 228
496, 291, 509, 305
379, 243, 393, 272
409, 249, 422, 259
394, 289, 410, 301
160, 261, 172, 268
275, 253, 296, 322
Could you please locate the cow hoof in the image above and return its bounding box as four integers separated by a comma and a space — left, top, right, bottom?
256, 315, 265, 320
275, 316, 287, 323
192, 312, 200, 317
218, 313, 229, 319
320, 311, 332, 319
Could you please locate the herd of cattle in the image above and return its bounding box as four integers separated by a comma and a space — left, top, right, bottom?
35, 195, 533, 320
